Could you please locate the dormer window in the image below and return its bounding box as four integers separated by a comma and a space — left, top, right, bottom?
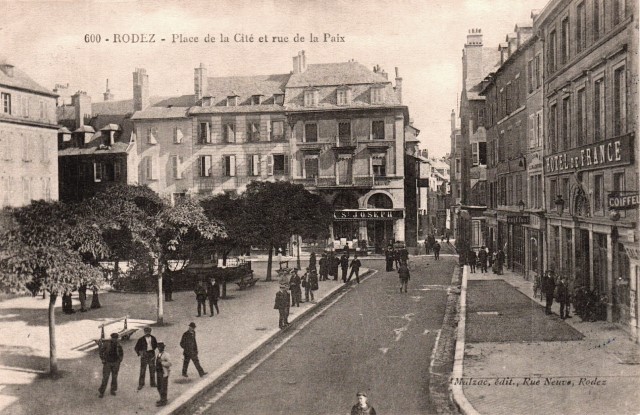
370, 85, 385, 104
251, 95, 263, 105
274, 93, 285, 105
227, 95, 238, 106
201, 96, 213, 107
304, 88, 319, 107
337, 86, 351, 106
107, 131, 115, 146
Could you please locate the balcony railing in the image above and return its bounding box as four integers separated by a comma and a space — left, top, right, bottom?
293, 175, 395, 188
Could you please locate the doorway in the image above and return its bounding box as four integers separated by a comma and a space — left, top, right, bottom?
367, 221, 393, 253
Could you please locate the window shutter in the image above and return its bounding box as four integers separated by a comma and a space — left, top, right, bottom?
253, 155, 260, 176
284, 155, 290, 175
175, 127, 183, 143
230, 155, 236, 176
267, 155, 274, 175
177, 156, 183, 179
205, 156, 212, 177
266, 121, 271, 142
205, 123, 211, 143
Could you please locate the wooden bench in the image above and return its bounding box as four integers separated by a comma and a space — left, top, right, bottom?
94, 316, 137, 345
236, 275, 260, 290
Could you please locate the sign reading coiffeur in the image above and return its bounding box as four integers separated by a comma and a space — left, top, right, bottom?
608, 192, 640, 210
544, 133, 633, 175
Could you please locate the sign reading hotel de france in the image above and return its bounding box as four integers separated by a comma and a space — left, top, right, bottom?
543, 133, 633, 175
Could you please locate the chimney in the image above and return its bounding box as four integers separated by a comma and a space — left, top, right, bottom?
133, 68, 149, 111
71, 91, 92, 128
103, 78, 114, 101
499, 42, 509, 64
463, 29, 484, 85
451, 109, 456, 132
506, 33, 517, 56
194, 63, 207, 102
301, 50, 307, 72
394, 67, 402, 104
292, 54, 300, 74
466, 27, 483, 46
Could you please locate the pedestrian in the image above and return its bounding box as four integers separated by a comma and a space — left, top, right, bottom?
91, 284, 101, 309
478, 246, 488, 273
180, 322, 207, 377
98, 333, 123, 398
346, 255, 362, 284
332, 253, 340, 281
289, 268, 302, 307
351, 392, 377, 415
327, 252, 336, 280
425, 237, 432, 255
163, 274, 173, 302
195, 280, 208, 317
556, 277, 570, 319
340, 253, 349, 282
433, 241, 441, 260
446, 231, 450, 244
62, 288, 75, 314
385, 245, 394, 271
274, 284, 291, 329
468, 249, 477, 273
309, 252, 317, 274
134, 327, 157, 390
495, 249, 505, 275
394, 248, 401, 269
398, 262, 410, 293
207, 277, 220, 316
542, 272, 556, 315
304, 268, 318, 302
319, 253, 328, 281
155, 342, 171, 407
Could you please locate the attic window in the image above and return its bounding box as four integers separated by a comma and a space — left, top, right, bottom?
304, 89, 319, 107
274, 93, 285, 105
370, 86, 384, 104
337, 87, 351, 106
251, 95, 262, 105
227, 96, 238, 106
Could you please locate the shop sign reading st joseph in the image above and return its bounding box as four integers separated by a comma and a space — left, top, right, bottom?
334, 209, 404, 220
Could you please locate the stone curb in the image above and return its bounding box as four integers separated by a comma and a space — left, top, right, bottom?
451, 265, 480, 415
157, 268, 374, 415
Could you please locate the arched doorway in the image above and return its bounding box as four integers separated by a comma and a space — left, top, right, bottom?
366, 192, 395, 253
366, 193, 393, 209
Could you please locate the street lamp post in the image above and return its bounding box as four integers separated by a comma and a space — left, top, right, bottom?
518, 199, 525, 213
554, 195, 565, 216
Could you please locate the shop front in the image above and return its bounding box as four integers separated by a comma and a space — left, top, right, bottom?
332, 208, 404, 254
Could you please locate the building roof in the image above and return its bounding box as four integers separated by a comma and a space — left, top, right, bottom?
58, 139, 131, 156
132, 107, 189, 119
0, 64, 57, 97
287, 62, 390, 87
74, 125, 95, 133
466, 48, 501, 100
204, 73, 290, 106
100, 123, 121, 131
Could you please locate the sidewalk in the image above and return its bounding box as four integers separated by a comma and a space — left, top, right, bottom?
0, 260, 370, 415
455, 266, 640, 415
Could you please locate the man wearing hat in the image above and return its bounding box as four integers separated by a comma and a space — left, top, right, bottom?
289, 268, 302, 308
155, 342, 171, 406
134, 327, 158, 390
274, 284, 291, 329
98, 333, 124, 398
180, 322, 207, 377
351, 392, 376, 415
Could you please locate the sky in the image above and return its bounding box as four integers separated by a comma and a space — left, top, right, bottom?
1, 0, 549, 157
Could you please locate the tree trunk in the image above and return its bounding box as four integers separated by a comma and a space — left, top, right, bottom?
157, 257, 164, 326
48, 293, 58, 375
266, 244, 273, 281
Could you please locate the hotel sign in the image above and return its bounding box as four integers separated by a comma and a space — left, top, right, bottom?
608, 192, 640, 210
334, 209, 404, 220
543, 133, 633, 175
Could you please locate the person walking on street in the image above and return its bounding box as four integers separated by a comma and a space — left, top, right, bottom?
346, 255, 362, 284
433, 241, 441, 260
155, 342, 171, 407
468, 249, 477, 273
195, 281, 208, 317
478, 246, 488, 273
556, 277, 571, 319
398, 262, 410, 293
274, 284, 291, 329
134, 327, 157, 390
385, 245, 394, 271
351, 392, 377, 415
340, 253, 349, 282
542, 272, 556, 315
207, 277, 220, 316
394, 248, 401, 269
309, 252, 317, 273
400, 246, 409, 264
289, 269, 302, 307
180, 322, 207, 377
495, 249, 505, 275
98, 333, 123, 398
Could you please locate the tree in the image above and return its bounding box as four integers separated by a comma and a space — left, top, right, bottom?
243, 181, 332, 281
200, 193, 252, 263
0, 201, 107, 375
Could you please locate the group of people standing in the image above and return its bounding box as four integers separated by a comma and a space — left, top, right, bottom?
384, 245, 409, 271
541, 272, 572, 319
466, 246, 505, 275
193, 277, 220, 317
98, 323, 208, 407
424, 235, 441, 259
61, 283, 101, 314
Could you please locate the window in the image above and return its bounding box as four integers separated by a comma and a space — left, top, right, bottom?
613, 0, 624, 25
562, 96, 571, 150
170, 155, 183, 179
479, 142, 487, 165
548, 30, 557, 73
338, 121, 351, 141
593, 0, 602, 40
2, 93, 11, 114
146, 127, 157, 144
499, 176, 507, 205
594, 174, 604, 214
455, 159, 461, 176
271, 120, 284, 141
594, 77, 605, 141
251, 95, 262, 105
173, 127, 183, 144
576, 88, 586, 145
304, 90, 318, 107
472, 142, 479, 166
247, 122, 260, 142
534, 55, 541, 89
304, 155, 319, 178
93, 162, 103, 182
370, 86, 384, 104
613, 65, 626, 136
549, 103, 557, 152
145, 157, 157, 180
371, 120, 385, 140
337, 89, 349, 105
271, 154, 289, 176
248, 154, 260, 176
613, 172, 625, 217
529, 115, 536, 148
528, 59, 534, 93
223, 123, 235, 143
478, 108, 485, 126
561, 17, 570, 65
577, 2, 586, 53
198, 122, 211, 144
536, 111, 543, 147
198, 155, 212, 177
226, 96, 238, 106
505, 83, 511, 114
372, 155, 386, 177
549, 179, 557, 210
562, 177, 570, 209
304, 123, 318, 142
224, 155, 236, 176
529, 174, 542, 209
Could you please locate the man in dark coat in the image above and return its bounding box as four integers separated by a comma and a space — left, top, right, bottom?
433, 242, 441, 260
385, 245, 394, 271
351, 392, 377, 415
207, 277, 220, 316
332, 254, 340, 281
180, 322, 206, 377
542, 272, 556, 315
289, 269, 302, 307
98, 333, 124, 398
400, 246, 409, 264
194, 281, 208, 317
556, 277, 571, 319
347, 255, 362, 284
478, 246, 488, 273
134, 327, 157, 390
398, 262, 410, 293
319, 253, 328, 281
340, 253, 349, 282
274, 284, 291, 329
78, 283, 88, 312
468, 249, 477, 273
